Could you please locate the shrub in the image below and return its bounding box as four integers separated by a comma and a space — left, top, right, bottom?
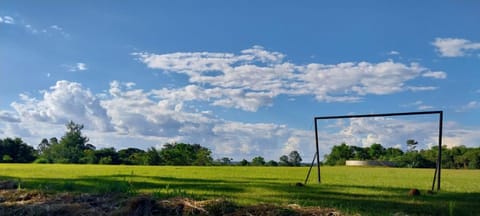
33, 158, 50, 164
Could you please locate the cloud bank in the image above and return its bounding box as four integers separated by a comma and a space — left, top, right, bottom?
134, 46, 446, 111
1, 46, 476, 161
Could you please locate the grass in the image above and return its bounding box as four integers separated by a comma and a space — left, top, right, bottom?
1, 164, 479, 215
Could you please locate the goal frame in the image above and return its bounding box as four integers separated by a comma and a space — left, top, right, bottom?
305, 111, 443, 191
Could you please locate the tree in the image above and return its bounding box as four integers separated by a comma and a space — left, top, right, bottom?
159, 143, 212, 165
351, 146, 370, 160
145, 147, 162, 165
406, 139, 418, 152
49, 137, 58, 145
266, 160, 278, 166
368, 143, 386, 160
118, 148, 145, 165
288, 150, 302, 166
218, 157, 233, 165
193, 148, 213, 166
37, 138, 50, 155
0, 137, 36, 163
279, 155, 290, 166
240, 159, 249, 166
251, 156, 266, 166
94, 147, 120, 164
45, 121, 92, 163
325, 143, 353, 165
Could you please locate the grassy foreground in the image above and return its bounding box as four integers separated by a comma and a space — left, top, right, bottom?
0, 164, 479, 215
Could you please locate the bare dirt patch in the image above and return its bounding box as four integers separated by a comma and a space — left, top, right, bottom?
0, 188, 340, 216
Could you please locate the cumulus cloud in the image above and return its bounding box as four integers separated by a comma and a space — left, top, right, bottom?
0, 111, 20, 122
318, 117, 442, 151
134, 46, 444, 111
1, 80, 315, 160
1, 80, 479, 161
0, 16, 14, 24
432, 38, 480, 57
10, 81, 113, 131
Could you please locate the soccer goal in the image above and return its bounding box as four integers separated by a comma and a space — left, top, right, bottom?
304, 111, 443, 191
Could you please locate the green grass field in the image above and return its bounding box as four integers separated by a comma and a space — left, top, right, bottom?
1, 164, 479, 215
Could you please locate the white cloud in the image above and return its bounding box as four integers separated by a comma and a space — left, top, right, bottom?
432, 37, 480, 57
24, 24, 39, 34
407, 86, 438, 92
456, 101, 480, 112
388, 50, 400, 55
422, 71, 447, 79
63, 62, 88, 72
418, 105, 434, 111
402, 100, 435, 111
1, 80, 479, 161
76, 63, 87, 71
10, 81, 113, 132
0, 16, 14, 24
49, 25, 70, 37
322, 117, 441, 150
1, 80, 316, 160
0, 111, 20, 122
134, 47, 444, 111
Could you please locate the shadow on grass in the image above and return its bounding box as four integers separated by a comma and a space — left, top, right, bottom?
1, 174, 479, 216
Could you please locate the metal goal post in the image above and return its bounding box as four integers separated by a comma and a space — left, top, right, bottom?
305, 111, 443, 191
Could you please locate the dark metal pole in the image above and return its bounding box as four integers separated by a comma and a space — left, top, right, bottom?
431, 159, 437, 191
437, 111, 443, 191
314, 118, 321, 183
304, 153, 317, 185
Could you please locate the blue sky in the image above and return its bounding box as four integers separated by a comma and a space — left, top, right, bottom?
1, 1, 479, 161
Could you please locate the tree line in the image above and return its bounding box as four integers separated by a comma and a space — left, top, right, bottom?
0, 121, 303, 166
324, 141, 480, 169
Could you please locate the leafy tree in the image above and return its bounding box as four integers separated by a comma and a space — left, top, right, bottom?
193, 148, 213, 166
99, 156, 113, 164
325, 143, 353, 165
0, 137, 36, 163
368, 143, 386, 160
240, 159, 249, 166
145, 147, 162, 165
266, 160, 278, 166
406, 139, 418, 152
94, 147, 120, 164
49, 137, 58, 145
218, 157, 233, 165
351, 146, 370, 160
288, 150, 302, 166
279, 155, 290, 166
118, 148, 145, 165
44, 121, 92, 163
385, 147, 404, 158
160, 143, 212, 166
464, 148, 480, 169
37, 138, 50, 155
251, 156, 266, 166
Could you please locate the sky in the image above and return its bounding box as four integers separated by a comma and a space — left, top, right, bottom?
1, 1, 479, 161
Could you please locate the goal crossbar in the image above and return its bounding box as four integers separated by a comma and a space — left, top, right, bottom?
306, 110, 443, 191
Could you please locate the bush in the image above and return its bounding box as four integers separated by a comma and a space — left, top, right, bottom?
99, 156, 113, 164
2, 155, 13, 163
33, 158, 50, 164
